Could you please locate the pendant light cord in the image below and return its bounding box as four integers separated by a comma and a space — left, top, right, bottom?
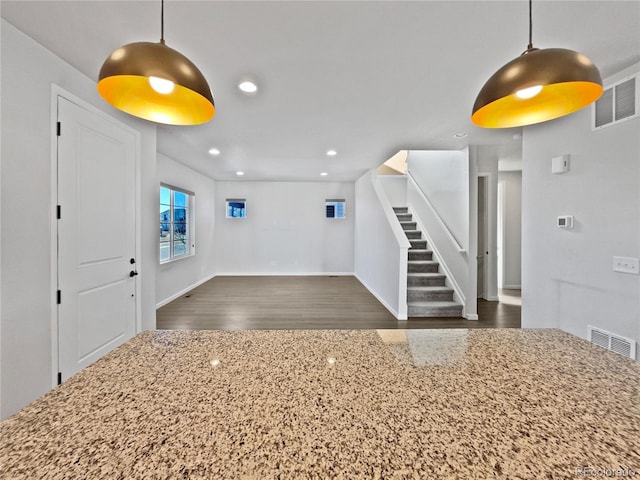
527, 0, 533, 50
160, 0, 165, 44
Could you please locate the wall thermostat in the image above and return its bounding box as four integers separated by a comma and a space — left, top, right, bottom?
557, 215, 573, 228
552, 154, 570, 174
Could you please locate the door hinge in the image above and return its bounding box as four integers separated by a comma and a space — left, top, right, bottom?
57, 290, 61, 304
57, 122, 61, 136
56, 205, 61, 219
57, 372, 62, 385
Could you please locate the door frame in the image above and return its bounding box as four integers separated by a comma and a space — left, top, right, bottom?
477, 174, 489, 299
497, 180, 506, 290
476, 172, 499, 301
49, 85, 142, 387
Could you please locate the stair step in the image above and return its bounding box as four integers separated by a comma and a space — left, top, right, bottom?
396, 213, 412, 222
393, 207, 408, 214
408, 249, 433, 261
408, 286, 454, 302
409, 239, 427, 249
400, 221, 417, 231
408, 260, 439, 273
407, 273, 446, 286
408, 301, 463, 318
405, 230, 422, 239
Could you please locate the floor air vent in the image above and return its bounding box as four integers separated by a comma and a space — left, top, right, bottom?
587, 326, 636, 360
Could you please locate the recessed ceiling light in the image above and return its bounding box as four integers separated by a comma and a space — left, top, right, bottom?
208, 148, 220, 155
320, 172, 328, 176
238, 80, 258, 94
453, 132, 469, 138
326, 150, 337, 156
236, 171, 245, 176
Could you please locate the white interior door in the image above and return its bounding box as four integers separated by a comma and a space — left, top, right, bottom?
57, 96, 137, 381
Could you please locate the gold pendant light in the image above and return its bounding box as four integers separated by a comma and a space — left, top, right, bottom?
98, 0, 214, 125
472, 0, 602, 128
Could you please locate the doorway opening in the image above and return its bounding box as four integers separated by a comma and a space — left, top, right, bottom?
496, 170, 522, 308
477, 175, 489, 299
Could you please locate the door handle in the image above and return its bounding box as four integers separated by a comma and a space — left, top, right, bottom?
129, 270, 138, 277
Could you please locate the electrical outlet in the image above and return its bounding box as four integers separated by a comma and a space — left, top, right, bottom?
613, 256, 640, 275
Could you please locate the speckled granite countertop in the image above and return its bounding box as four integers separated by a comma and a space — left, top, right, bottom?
1, 329, 639, 479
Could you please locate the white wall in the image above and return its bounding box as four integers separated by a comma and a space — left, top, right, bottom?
407, 150, 469, 249
377, 175, 407, 207
214, 181, 354, 274
407, 149, 476, 318
522, 64, 640, 348
354, 171, 409, 319
499, 171, 522, 288
156, 153, 216, 307
0, 20, 157, 419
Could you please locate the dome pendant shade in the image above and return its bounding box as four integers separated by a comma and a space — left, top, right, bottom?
98, 41, 215, 125
472, 47, 603, 128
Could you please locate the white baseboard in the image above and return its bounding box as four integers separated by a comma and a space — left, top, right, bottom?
465, 314, 479, 320
502, 285, 521, 290
214, 272, 354, 277
156, 273, 216, 309
354, 274, 407, 320
485, 296, 499, 302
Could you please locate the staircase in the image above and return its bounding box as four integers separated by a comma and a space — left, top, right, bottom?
394, 207, 463, 318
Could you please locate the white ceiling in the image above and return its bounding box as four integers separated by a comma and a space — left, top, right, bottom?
2, 1, 639, 181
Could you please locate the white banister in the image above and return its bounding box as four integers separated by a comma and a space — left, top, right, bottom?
372, 172, 411, 250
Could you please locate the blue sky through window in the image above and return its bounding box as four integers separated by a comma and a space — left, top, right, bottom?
226, 200, 246, 218
326, 200, 345, 218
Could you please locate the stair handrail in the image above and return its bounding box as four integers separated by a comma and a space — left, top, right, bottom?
406, 170, 466, 254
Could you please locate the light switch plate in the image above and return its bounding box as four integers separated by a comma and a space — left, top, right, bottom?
613, 256, 640, 275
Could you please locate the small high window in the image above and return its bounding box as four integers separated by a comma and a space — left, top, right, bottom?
326, 199, 346, 218
226, 199, 247, 218
160, 185, 194, 263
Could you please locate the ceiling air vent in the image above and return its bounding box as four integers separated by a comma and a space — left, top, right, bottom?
592, 73, 638, 130
587, 325, 636, 360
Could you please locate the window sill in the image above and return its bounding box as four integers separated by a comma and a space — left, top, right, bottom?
160, 252, 194, 265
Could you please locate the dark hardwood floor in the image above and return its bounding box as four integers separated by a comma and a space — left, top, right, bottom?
156, 276, 521, 330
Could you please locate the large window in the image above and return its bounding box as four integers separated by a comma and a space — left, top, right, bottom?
160, 185, 194, 263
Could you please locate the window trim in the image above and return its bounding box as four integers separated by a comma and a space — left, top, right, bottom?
160, 183, 195, 264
